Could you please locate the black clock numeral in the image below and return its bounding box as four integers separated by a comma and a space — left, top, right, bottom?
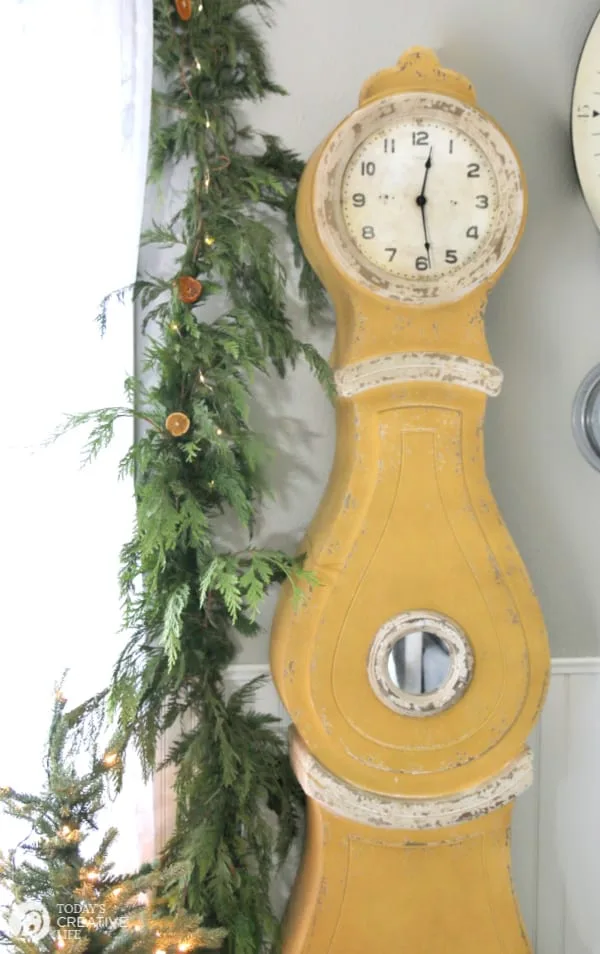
361, 161, 376, 176
362, 225, 375, 239
383, 138, 396, 153
449, 139, 454, 154
352, 192, 366, 207
445, 249, 458, 264
466, 225, 479, 239
412, 130, 429, 146
475, 194, 489, 208
467, 163, 480, 178
385, 247, 397, 262
415, 256, 429, 271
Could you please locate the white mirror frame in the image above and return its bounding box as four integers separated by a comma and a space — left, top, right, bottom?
367, 610, 473, 716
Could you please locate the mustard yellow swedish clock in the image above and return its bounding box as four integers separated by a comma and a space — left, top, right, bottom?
271, 48, 549, 954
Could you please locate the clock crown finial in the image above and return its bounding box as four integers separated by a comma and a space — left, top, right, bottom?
359, 46, 476, 106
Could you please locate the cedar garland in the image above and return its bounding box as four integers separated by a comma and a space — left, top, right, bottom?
59, 1, 330, 954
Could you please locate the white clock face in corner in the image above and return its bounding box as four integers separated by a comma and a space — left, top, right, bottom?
341, 121, 497, 281
572, 10, 600, 229
313, 92, 525, 305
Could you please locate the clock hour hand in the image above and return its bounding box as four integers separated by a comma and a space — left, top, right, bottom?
417, 199, 431, 267
416, 148, 433, 267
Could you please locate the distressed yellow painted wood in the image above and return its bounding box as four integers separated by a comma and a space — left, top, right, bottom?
270, 48, 550, 954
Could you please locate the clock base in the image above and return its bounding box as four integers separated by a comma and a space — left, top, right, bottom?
283, 797, 529, 954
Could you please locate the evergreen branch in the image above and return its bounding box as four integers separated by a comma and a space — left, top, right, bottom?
300, 342, 336, 400
161, 583, 191, 669
49, 407, 162, 466
96, 286, 135, 336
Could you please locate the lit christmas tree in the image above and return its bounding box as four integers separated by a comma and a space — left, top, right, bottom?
0, 690, 224, 954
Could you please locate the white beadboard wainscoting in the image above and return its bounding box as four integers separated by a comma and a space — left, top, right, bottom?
155, 659, 600, 954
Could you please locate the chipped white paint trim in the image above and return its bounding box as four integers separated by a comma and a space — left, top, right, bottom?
334, 351, 503, 398
290, 728, 533, 829
367, 610, 474, 716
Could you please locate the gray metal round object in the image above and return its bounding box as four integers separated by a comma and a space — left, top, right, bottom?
573, 364, 600, 471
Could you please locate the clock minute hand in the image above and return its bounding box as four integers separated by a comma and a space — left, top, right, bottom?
419, 203, 431, 268
420, 147, 433, 196
416, 148, 433, 267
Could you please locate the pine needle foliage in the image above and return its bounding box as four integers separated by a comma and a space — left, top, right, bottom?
55, 2, 330, 954
0, 692, 220, 954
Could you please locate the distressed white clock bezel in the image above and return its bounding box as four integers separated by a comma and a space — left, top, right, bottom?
571, 10, 600, 230
313, 92, 525, 306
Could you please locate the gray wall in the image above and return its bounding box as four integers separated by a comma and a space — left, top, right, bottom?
233, 0, 600, 661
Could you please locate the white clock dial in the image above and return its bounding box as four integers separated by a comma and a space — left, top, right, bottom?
572, 10, 600, 229
313, 92, 525, 305
341, 121, 497, 281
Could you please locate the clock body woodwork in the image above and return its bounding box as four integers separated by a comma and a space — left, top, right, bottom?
270, 48, 549, 954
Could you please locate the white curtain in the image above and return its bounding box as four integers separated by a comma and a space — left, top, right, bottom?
0, 0, 153, 871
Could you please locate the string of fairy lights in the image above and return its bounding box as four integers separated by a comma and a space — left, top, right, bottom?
164, 1, 218, 443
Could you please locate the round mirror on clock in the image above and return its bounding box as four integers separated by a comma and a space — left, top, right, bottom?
313, 91, 525, 305
573, 364, 600, 471
572, 10, 600, 227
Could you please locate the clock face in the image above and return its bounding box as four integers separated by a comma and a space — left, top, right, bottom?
313, 92, 525, 305
572, 10, 600, 229
341, 121, 497, 282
